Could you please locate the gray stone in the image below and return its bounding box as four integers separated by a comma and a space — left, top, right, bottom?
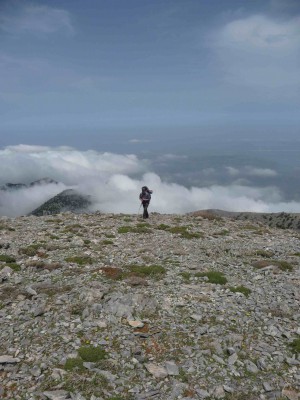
245, 360, 259, 374
228, 353, 238, 366
263, 382, 274, 392
0, 355, 20, 364
43, 390, 70, 400
165, 361, 179, 376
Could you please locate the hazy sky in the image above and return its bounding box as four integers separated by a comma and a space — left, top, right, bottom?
1, 0, 300, 146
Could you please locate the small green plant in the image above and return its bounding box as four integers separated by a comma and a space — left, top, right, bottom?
0, 255, 16, 263
64, 357, 85, 371
195, 270, 227, 285
78, 345, 106, 362
289, 338, 300, 354
65, 256, 93, 265
229, 286, 251, 297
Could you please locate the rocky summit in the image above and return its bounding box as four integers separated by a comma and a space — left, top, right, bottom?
0, 211, 299, 400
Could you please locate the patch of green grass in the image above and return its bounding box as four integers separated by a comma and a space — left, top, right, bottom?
289, 338, 300, 354
64, 357, 85, 371
252, 259, 293, 272
118, 225, 151, 234
213, 229, 229, 236
125, 264, 166, 279
0, 225, 15, 231
84, 239, 91, 245
0, 255, 16, 263
105, 233, 116, 238
168, 226, 189, 234
168, 226, 202, 239
229, 286, 251, 297
48, 234, 59, 240
195, 270, 227, 285
78, 345, 106, 362
65, 256, 93, 265
156, 224, 170, 230
19, 243, 44, 256
102, 240, 114, 245
5, 263, 21, 272
254, 249, 273, 258
123, 217, 133, 222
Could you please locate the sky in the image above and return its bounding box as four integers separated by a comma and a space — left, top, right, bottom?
0, 0, 300, 216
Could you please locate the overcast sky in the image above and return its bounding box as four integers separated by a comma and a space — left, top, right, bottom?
1, 0, 300, 146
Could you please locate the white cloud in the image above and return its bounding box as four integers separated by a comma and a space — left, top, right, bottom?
0, 145, 300, 217
211, 14, 300, 89
0, 5, 74, 36
244, 166, 278, 177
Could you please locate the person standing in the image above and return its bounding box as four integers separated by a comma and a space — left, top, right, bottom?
139, 186, 153, 219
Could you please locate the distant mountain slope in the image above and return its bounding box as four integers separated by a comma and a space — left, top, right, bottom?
190, 209, 300, 231
0, 178, 58, 191
29, 189, 92, 216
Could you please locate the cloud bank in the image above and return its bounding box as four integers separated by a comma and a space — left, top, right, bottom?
1, 145, 300, 217
211, 14, 300, 90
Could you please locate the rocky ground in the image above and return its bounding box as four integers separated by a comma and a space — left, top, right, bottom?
0, 211, 299, 400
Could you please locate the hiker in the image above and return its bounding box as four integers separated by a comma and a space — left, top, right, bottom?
139, 186, 153, 219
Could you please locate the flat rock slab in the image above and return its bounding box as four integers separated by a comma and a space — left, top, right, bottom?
282, 388, 300, 400
43, 390, 70, 400
128, 319, 144, 328
145, 363, 168, 379
0, 355, 20, 364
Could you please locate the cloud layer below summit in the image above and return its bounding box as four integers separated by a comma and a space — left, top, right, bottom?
1, 145, 300, 217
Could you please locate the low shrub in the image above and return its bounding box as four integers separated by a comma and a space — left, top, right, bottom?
78, 345, 106, 362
